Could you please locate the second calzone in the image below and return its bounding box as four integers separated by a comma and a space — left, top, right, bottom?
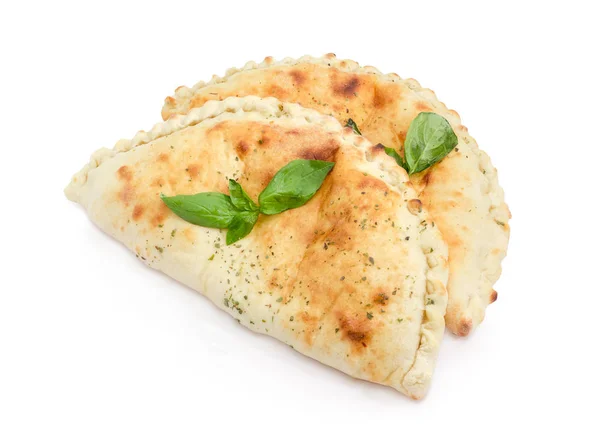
162, 54, 510, 336
65, 96, 448, 399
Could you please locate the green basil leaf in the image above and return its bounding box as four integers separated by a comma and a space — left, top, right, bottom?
383, 145, 409, 172
404, 112, 458, 174
258, 159, 335, 215
228, 179, 258, 212
345, 118, 362, 135
161, 192, 239, 228
226, 211, 259, 245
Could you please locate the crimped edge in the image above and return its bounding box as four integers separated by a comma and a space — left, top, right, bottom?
66, 95, 448, 398
162, 53, 397, 119
65, 96, 342, 202
162, 53, 509, 336
333, 134, 448, 399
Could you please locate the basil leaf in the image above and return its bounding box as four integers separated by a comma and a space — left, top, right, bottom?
345, 118, 362, 135
160, 192, 239, 228
383, 145, 409, 172
258, 159, 335, 215
228, 179, 258, 212
162, 159, 335, 245
404, 112, 458, 174
226, 211, 259, 245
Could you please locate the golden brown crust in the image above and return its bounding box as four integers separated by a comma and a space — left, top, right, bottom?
66, 96, 448, 398
161, 55, 510, 336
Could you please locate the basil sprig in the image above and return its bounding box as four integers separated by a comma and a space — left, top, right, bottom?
348, 112, 458, 174
161, 159, 334, 245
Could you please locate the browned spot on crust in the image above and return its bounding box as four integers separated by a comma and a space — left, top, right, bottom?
289, 69, 306, 85
422, 170, 432, 186
348, 330, 367, 341
165, 96, 176, 105
358, 175, 388, 192
189, 97, 205, 111
300, 311, 319, 346
117, 166, 132, 181
264, 56, 273, 64
268, 274, 281, 290
337, 312, 372, 350
151, 177, 165, 188
187, 164, 200, 177
267, 84, 287, 97
151, 215, 166, 226
490, 290, 498, 304
333, 75, 360, 97
457, 318, 473, 337
331, 103, 345, 114
132, 204, 145, 221
323, 219, 354, 249
151, 205, 169, 227
370, 143, 385, 155
373, 85, 391, 109
445, 234, 463, 252
236, 141, 249, 156
325, 53, 336, 59
183, 228, 196, 242
157, 153, 170, 163
407, 199, 423, 215
299, 139, 339, 161
396, 130, 407, 146
119, 184, 135, 205
206, 121, 227, 135
373, 292, 389, 306
260, 135, 270, 146
416, 102, 432, 112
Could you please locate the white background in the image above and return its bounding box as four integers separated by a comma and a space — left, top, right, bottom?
2, 1, 599, 441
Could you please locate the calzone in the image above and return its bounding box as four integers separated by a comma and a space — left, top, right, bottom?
66, 97, 448, 399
